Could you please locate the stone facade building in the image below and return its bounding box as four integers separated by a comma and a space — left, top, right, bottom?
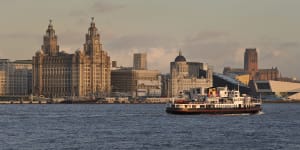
168, 51, 213, 97
73, 18, 111, 97
33, 19, 110, 98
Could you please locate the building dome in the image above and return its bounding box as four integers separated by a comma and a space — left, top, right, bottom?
174, 50, 186, 62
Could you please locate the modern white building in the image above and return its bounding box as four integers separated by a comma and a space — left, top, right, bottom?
252, 80, 300, 100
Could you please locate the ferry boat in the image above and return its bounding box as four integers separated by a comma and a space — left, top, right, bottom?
166, 87, 262, 114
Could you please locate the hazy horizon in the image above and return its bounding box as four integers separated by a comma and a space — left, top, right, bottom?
1, 0, 300, 79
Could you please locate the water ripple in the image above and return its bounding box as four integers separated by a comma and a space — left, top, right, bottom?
0, 104, 300, 149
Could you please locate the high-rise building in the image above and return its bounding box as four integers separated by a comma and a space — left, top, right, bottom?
0, 59, 32, 96
0, 70, 5, 95
133, 53, 147, 70
33, 18, 111, 98
112, 61, 117, 68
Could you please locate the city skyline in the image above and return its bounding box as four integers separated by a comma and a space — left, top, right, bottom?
1, 0, 300, 79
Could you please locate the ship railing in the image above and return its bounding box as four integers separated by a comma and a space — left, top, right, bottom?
251, 98, 262, 104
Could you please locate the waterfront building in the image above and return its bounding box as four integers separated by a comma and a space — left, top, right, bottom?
111, 53, 161, 98
73, 18, 111, 97
250, 80, 300, 100
0, 70, 6, 95
224, 72, 250, 86
33, 18, 111, 98
133, 53, 147, 70
33, 20, 74, 97
0, 59, 9, 96
0, 59, 32, 96
168, 51, 213, 97
160, 74, 170, 97
111, 68, 161, 98
224, 48, 279, 81
213, 73, 251, 95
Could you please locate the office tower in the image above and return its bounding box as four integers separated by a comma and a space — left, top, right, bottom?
133, 53, 147, 70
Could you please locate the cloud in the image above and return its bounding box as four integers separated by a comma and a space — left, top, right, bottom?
185, 31, 229, 43
272, 50, 281, 57
59, 47, 74, 54
92, 1, 125, 13
68, 1, 125, 21
105, 33, 179, 73
109, 47, 177, 73
233, 48, 246, 64
59, 30, 84, 46
105, 31, 245, 74
0, 33, 40, 40
0, 32, 41, 59
69, 10, 87, 17
105, 31, 242, 74
181, 31, 241, 72
278, 42, 299, 49
147, 48, 178, 72
106, 34, 177, 51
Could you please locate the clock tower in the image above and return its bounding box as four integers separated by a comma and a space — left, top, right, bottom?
77, 17, 111, 97
83, 17, 102, 57
42, 20, 59, 56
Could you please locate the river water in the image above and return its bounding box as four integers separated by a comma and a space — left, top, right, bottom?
0, 103, 300, 150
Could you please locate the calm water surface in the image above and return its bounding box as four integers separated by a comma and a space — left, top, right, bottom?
0, 103, 300, 150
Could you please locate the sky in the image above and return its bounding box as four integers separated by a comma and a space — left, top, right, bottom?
0, 0, 300, 79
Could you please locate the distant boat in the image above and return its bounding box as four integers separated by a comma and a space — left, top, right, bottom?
166, 87, 262, 115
